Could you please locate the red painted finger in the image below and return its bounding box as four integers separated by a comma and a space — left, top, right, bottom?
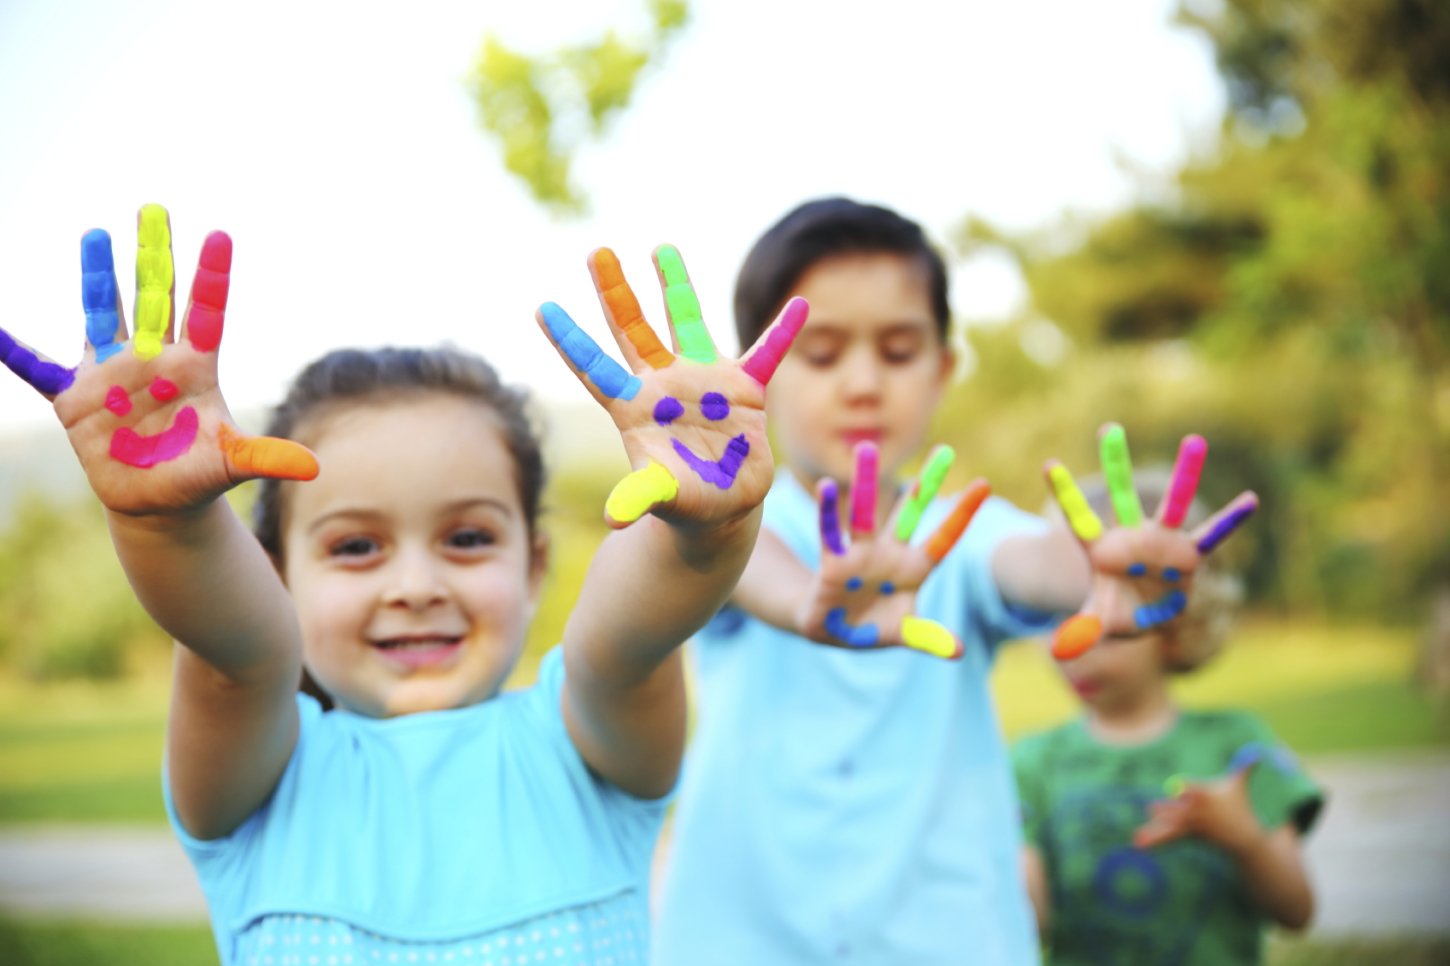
184, 232, 232, 353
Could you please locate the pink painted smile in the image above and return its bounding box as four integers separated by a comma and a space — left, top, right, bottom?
110, 406, 199, 468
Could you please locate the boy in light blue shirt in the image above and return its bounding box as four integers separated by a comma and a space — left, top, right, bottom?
655, 199, 1219, 965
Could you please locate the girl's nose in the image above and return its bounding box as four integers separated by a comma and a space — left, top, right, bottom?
839, 344, 884, 401
382, 547, 449, 610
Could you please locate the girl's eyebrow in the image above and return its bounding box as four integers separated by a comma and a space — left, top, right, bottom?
305, 498, 515, 534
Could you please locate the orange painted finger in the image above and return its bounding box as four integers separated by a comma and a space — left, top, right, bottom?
591, 248, 672, 369
218, 424, 319, 481
924, 479, 990, 562
1051, 613, 1102, 660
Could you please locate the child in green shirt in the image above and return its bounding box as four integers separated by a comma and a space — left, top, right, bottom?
1013, 466, 1324, 966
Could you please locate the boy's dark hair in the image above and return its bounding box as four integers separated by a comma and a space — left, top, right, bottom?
252, 346, 546, 565
733, 197, 951, 351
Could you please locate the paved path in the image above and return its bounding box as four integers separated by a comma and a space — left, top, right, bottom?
1, 753, 1447, 933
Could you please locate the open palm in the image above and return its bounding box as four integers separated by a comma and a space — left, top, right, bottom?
0, 204, 316, 518
536, 244, 805, 530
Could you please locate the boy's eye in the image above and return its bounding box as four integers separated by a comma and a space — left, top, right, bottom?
879, 330, 925, 363
329, 536, 379, 558
797, 332, 845, 368
446, 527, 496, 550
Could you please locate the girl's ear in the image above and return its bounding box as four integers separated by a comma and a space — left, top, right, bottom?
527, 530, 551, 600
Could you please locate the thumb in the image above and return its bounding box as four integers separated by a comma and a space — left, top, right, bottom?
218, 424, 319, 482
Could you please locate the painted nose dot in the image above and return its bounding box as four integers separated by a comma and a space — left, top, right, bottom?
105, 385, 132, 416
879, 581, 896, 595
1127, 562, 1147, 577
845, 576, 863, 591
1163, 567, 1182, 582
653, 396, 684, 425
700, 392, 730, 420
149, 377, 179, 401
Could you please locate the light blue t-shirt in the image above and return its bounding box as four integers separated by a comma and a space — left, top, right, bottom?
654, 472, 1054, 966
166, 647, 666, 966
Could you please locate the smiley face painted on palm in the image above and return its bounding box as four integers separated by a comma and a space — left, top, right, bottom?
537, 245, 809, 526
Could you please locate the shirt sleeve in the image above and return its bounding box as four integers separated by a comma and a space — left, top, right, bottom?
1234, 714, 1325, 836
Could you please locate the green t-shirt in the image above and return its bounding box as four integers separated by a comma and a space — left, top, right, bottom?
1012, 710, 1323, 966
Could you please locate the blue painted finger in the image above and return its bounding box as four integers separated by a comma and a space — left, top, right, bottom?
1134, 590, 1188, 630
824, 608, 880, 648
0, 328, 75, 396
540, 302, 641, 401
81, 230, 123, 362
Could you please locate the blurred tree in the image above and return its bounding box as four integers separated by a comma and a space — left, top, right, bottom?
945, 0, 1450, 626
467, 0, 689, 216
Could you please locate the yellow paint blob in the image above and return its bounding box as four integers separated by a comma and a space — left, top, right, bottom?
605, 462, 678, 524
1048, 463, 1103, 542
133, 204, 174, 362
901, 616, 962, 659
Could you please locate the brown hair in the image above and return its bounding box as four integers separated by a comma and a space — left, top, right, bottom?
733, 197, 951, 352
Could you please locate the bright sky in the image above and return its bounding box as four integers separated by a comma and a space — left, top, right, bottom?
0, 0, 1224, 438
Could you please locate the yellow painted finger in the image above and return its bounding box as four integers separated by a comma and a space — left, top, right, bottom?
901, 616, 963, 660
1047, 461, 1103, 542
604, 462, 679, 525
133, 204, 174, 361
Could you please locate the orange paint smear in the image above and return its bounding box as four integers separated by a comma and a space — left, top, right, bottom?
218, 424, 319, 481
592, 248, 672, 369
1052, 614, 1102, 660
924, 479, 991, 562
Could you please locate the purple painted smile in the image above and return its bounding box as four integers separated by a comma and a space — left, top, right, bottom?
672, 434, 749, 489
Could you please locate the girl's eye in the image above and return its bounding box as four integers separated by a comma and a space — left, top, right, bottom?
880, 331, 925, 364
329, 536, 379, 558
446, 528, 496, 550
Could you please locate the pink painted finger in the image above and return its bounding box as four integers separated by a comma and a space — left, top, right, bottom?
1192, 491, 1258, 555
1158, 434, 1207, 528
850, 441, 878, 534
741, 297, 809, 385
184, 231, 232, 353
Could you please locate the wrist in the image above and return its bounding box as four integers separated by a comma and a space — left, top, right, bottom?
665, 505, 762, 567
106, 497, 229, 538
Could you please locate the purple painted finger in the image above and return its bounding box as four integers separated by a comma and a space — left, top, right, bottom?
1194, 491, 1259, 554
819, 479, 845, 555
0, 328, 75, 396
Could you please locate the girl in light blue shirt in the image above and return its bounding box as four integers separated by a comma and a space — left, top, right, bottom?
0, 208, 806, 966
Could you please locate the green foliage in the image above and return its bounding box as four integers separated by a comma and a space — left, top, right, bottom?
467, 0, 690, 215
0, 919, 218, 966
950, 0, 1450, 622
0, 494, 168, 679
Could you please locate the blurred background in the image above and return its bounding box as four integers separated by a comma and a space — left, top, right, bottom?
1, 0, 1446, 963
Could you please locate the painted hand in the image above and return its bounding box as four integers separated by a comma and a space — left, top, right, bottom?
1045, 424, 1257, 660
0, 204, 318, 517
536, 245, 805, 529
1135, 745, 1274, 852
795, 442, 990, 660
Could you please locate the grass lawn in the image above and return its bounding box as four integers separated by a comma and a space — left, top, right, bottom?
0, 919, 218, 966
992, 618, 1450, 753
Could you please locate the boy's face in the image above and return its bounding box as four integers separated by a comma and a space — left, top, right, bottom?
766, 252, 953, 487
1058, 631, 1170, 713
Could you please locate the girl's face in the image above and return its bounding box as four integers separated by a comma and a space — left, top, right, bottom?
765, 252, 953, 488
1057, 630, 1170, 714
281, 395, 545, 718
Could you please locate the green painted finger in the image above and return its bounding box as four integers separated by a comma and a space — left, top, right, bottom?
894, 445, 956, 542
1047, 461, 1103, 542
1099, 423, 1143, 527
656, 245, 715, 364
133, 204, 174, 361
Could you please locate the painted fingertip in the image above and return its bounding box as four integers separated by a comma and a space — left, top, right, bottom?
1051, 613, 1102, 660
1196, 494, 1259, 554
924, 478, 991, 562
1047, 462, 1104, 542
894, 444, 956, 542
133, 204, 174, 363
1161, 434, 1207, 528
1099, 423, 1143, 528
540, 301, 642, 401
80, 229, 121, 354
604, 462, 678, 524
901, 616, 963, 659
824, 608, 880, 648
1134, 590, 1188, 630
0, 328, 76, 396
656, 244, 715, 364
186, 231, 232, 353
218, 425, 320, 481
741, 296, 808, 385
820, 479, 845, 555
850, 442, 879, 532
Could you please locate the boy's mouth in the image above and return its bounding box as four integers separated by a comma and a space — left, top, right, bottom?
840, 428, 883, 446
370, 635, 465, 667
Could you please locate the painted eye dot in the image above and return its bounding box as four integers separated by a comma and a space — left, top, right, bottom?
880, 581, 896, 595
653, 396, 684, 425
700, 392, 730, 421
846, 576, 863, 591
149, 377, 179, 402
1163, 567, 1182, 583
1127, 563, 1147, 577
105, 385, 132, 416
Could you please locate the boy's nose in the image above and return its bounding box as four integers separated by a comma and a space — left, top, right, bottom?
839, 346, 884, 400
382, 548, 449, 610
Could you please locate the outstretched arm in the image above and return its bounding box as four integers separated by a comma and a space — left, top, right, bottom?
1, 206, 319, 839
536, 245, 804, 797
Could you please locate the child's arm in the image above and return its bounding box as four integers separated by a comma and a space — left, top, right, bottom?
0, 208, 319, 840
1021, 845, 1052, 935
536, 246, 804, 798
1135, 766, 1315, 929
